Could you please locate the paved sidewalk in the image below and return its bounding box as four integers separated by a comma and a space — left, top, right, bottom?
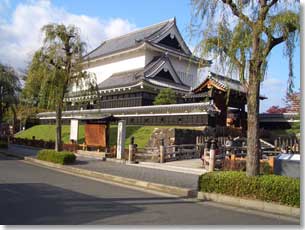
133, 159, 207, 175
0, 145, 199, 189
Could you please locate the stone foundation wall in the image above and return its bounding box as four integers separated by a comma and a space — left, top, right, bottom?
146, 128, 205, 148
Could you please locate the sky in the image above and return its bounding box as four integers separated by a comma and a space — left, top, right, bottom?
0, 0, 300, 112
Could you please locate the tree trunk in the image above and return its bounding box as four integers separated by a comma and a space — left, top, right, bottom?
0, 92, 3, 125
12, 107, 17, 135
246, 62, 261, 176
55, 102, 63, 152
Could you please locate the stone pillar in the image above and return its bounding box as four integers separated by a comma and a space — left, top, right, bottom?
209, 139, 216, 172
69, 119, 79, 143
203, 140, 209, 169
160, 138, 166, 163
128, 136, 135, 163
116, 120, 126, 160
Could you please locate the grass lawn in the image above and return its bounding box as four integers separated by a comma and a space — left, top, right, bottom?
15, 124, 202, 148
15, 125, 154, 148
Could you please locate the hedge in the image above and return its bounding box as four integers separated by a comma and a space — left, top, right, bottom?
37, 149, 76, 165
0, 140, 8, 148
198, 171, 300, 207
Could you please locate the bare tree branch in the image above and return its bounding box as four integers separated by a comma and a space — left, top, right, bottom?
268, 0, 279, 8
263, 35, 285, 57
222, 0, 254, 28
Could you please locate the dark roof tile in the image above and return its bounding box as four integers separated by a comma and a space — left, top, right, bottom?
84, 19, 174, 60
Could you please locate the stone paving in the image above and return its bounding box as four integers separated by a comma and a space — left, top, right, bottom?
1, 145, 199, 189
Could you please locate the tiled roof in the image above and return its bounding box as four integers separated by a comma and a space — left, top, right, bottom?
98, 69, 144, 90
84, 18, 175, 60
208, 72, 247, 93
97, 54, 190, 92
37, 102, 219, 119
193, 72, 267, 99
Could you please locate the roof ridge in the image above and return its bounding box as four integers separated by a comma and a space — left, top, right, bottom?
209, 71, 241, 84
98, 18, 175, 44
145, 18, 175, 41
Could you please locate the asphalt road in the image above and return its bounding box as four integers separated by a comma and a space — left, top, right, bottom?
0, 154, 299, 225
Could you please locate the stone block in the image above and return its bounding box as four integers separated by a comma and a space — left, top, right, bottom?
239, 197, 264, 210
263, 202, 292, 216
217, 194, 240, 207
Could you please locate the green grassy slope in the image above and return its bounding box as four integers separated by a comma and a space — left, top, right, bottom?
15, 125, 156, 148
15, 124, 202, 148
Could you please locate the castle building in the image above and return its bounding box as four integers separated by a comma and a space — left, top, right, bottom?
64, 18, 210, 110
39, 18, 265, 129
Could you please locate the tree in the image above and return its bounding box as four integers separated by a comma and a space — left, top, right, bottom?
153, 88, 177, 105
22, 50, 51, 108
191, 0, 299, 176
285, 91, 300, 113
0, 63, 21, 127
31, 24, 90, 151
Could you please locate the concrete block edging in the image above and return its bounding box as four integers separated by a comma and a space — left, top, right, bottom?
197, 192, 300, 217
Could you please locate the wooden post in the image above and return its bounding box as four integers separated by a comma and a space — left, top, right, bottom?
274, 138, 278, 150
209, 139, 216, 172
105, 123, 110, 153
128, 136, 135, 163
268, 156, 275, 174
178, 146, 182, 160
160, 138, 166, 163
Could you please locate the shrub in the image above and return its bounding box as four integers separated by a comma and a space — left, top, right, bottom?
153, 88, 177, 105
37, 149, 76, 165
198, 171, 300, 207
0, 140, 8, 148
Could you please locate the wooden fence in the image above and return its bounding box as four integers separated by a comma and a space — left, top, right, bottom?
196, 136, 230, 146
134, 147, 159, 162
274, 136, 300, 153
164, 144, 202, 162
132, 144, 203, 163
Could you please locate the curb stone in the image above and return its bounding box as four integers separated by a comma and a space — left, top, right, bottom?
22, 156, 196, 197
197, 192, 300, 218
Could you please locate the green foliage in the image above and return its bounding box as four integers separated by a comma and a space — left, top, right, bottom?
191, 1, 299, 83
37, 149, 76, 164
23, 25, 91, 110
22, 51, 47, 108
23, 23, 95, 150
199, 171, 300, 207
0, 140, 8, 148
153, 88, 177, 105
0, 63, 21, 123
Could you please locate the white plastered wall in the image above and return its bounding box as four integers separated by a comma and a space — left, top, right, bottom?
169, 57, 198, 88
71, 50, 146, 92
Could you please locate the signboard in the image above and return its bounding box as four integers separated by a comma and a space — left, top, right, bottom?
116, 120, 126, 159
70, 119, 79, 142
85, 124, 107, 147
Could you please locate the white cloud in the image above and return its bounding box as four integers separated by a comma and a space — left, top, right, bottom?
0, 0, 136, 71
